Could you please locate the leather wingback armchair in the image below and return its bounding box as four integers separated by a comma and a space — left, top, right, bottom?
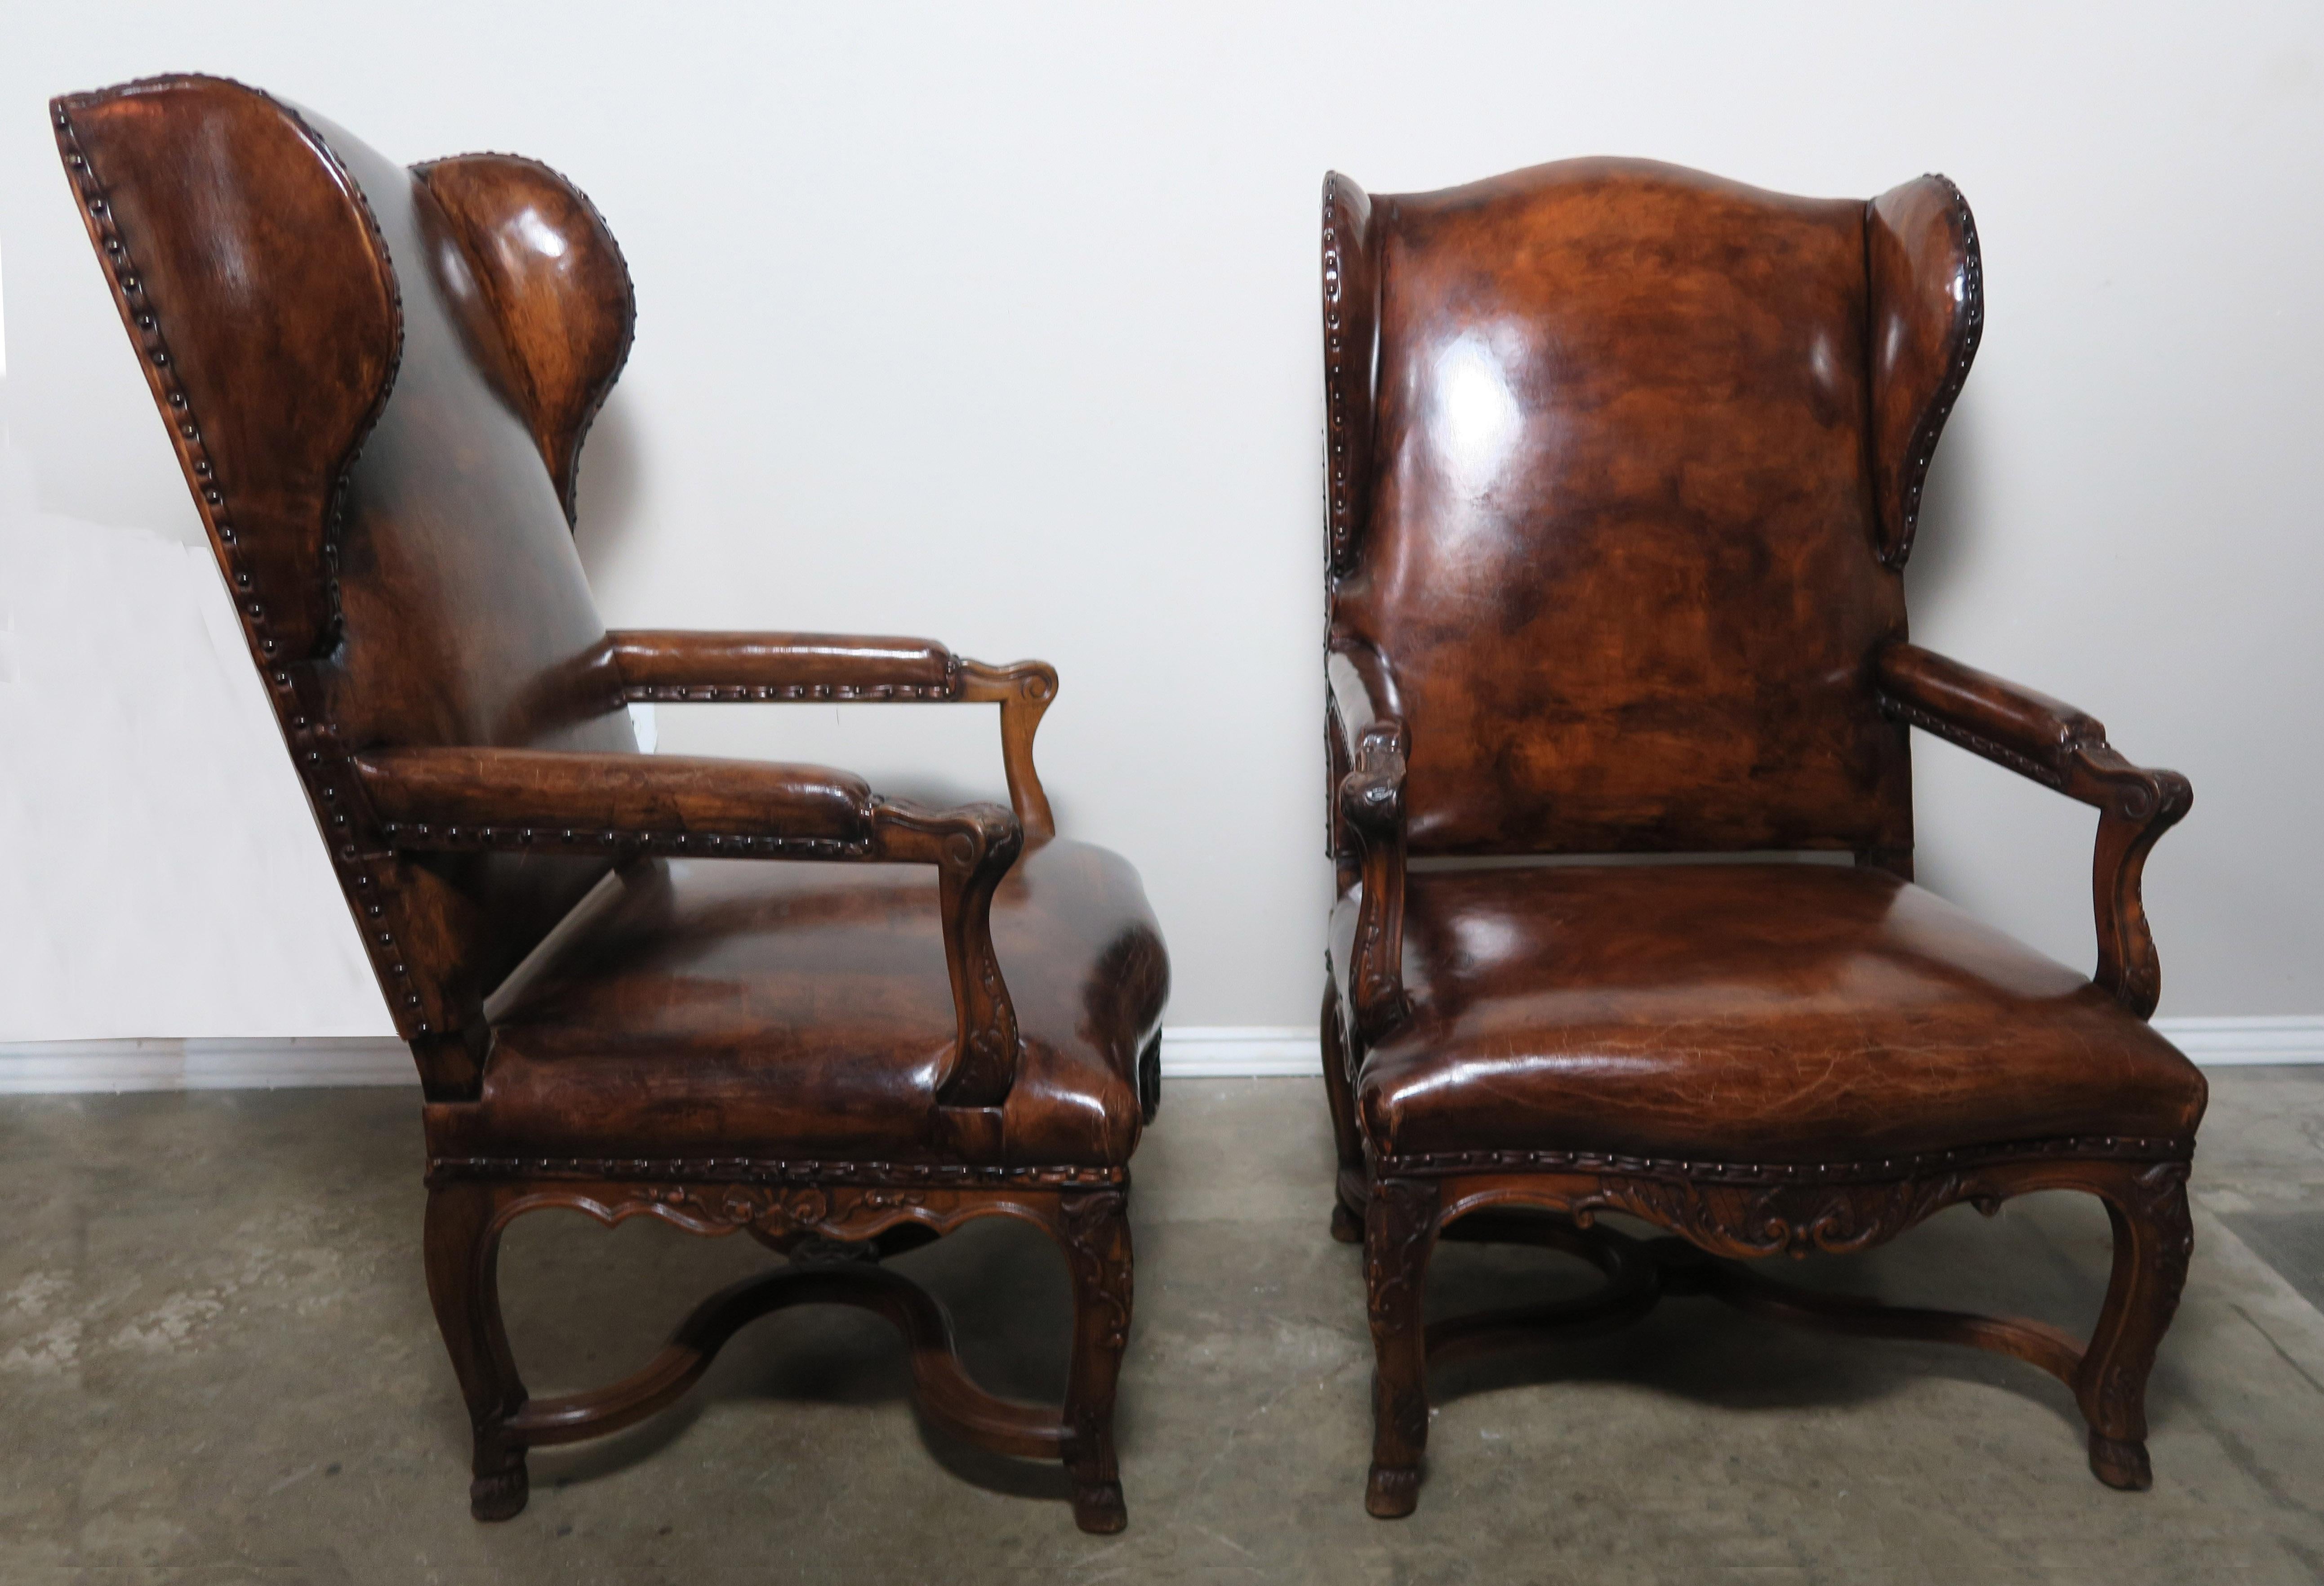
57, 75, 1167, 1535
1318, 160, 2202, 1515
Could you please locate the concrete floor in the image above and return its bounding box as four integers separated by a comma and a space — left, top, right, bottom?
3, 1074, 2324, 1583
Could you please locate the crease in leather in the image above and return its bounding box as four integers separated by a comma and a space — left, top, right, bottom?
432, 838, 1170, 1168
1331, 863, 2204, 1164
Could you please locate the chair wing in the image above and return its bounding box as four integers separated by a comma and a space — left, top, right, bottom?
57, 75, 637, 1082
54, 75, 402, 661
1868, 175, 1983, 567
418, 153, 637, 526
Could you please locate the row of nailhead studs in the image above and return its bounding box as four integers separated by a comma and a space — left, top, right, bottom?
1876, 694, 2070, 790
1381, 1134, 2191, 1183
1891, 175, 1986, 566
1322, 178, 1356, 575
54, 105, 435, 1036
622, 682, 954, 703
428, 1157, 1125, 1187
382, 824, 870, 857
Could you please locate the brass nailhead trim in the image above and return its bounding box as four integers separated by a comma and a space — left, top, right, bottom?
1380, 1133, 2192, 1183
1887, 175, 1984, 568
1876, 693, 2070, 789
382, 824, 871, 858
427, 1156, 1125, 1188
55, 97, 430, 1038
621, 682, 954, 704
1321, 176, 1359, 577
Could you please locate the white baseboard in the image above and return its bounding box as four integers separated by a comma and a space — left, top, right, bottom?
0, 1016, 2317, 1095
1153, 1017, 2324, 1077
2149, 1016, 2324, 1066
1157, 1027, 1321, 1078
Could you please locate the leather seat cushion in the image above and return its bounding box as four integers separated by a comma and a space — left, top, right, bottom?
1333, 862, 2204, 1166
426, 839, 1168, 1168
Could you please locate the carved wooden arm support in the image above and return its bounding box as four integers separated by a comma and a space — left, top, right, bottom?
608, 631, 1057, 840
1875, 642, 2193, 1018
1327, 643, 1413, 1041
352, 745, 1024, 1107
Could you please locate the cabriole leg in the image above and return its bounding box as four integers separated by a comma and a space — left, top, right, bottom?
1057, 1187, 1134, 1533
1321, 976, 1365, 1243
2076, 1161, 2194, 1490
1364, 1175, 1441, 1517
424, 1180, 529, 1521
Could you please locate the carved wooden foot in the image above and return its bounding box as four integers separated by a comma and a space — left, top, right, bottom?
1363, 1176, 1441, 1517
2088, 1430, 2152, 1491
1364, 1461, 1423, 1519
469, 1441, 529, 1522
1058, 1188, 1134, 1534
423, 1182, 530, 1523
2075, 1161, 2192, 1492
1331, 1198, 1364, 1244
1072, 1477, 1128, 1534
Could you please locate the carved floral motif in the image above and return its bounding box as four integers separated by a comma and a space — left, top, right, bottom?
1058, 1190, 1133, 1352
1569, 1171, 2005, 1260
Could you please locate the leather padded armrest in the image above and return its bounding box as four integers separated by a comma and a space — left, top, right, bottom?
353, 747, 873, 851
1876, 643, 2104, 779
354, 744, 1026, 1109
610, 630, 957, 699
605, 631, 1058, 842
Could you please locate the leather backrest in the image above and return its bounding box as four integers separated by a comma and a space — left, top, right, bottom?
55, 76, 637, 1064
1326, 159, 1978, 857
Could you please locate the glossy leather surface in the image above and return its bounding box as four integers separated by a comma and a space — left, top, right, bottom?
354, 746, 875, 842
65, 76, 1167, 1527
1334, 863, 2204, 1163
1331, 160, 1911, 857
428, 839, 1169, 1166
417, 153, 636, 525
1868, 176, 1981, 567
62, 76, 1169, 1156
1319, 157, 2200, 1514
611, 632, 956, 696
56, 80, 399, 665
58, 77, 636, 1038
318, 111, 640, 1003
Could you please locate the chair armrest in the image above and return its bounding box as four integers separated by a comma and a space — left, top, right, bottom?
607, 630, 1058, 841
352, 746, 1025, 1109
355, 745, 877, 850
610, 630, 958, 699
1875, 642, 2194, 1017
1327, 641, 1407, 765
1874, 643, 2106, 779
1327, 643, 1412, 1041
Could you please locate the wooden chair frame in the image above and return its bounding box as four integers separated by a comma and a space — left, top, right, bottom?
393, 654, 1143, 1533
1317, 165, 2198, 1516
54, 76, 1158, 1536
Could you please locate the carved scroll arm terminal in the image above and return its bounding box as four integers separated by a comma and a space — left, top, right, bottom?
1875, 642, 2193, 1018
1328, 642, 1413, 1042
607, 631, 1057, 840
352, 745, 1024, 1107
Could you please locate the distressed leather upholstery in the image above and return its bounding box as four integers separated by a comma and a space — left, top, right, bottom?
1337, 863, 2203, 1165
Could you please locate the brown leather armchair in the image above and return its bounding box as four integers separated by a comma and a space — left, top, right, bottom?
1318, 160, 2203, 1515
56, 75, 1167, 1535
